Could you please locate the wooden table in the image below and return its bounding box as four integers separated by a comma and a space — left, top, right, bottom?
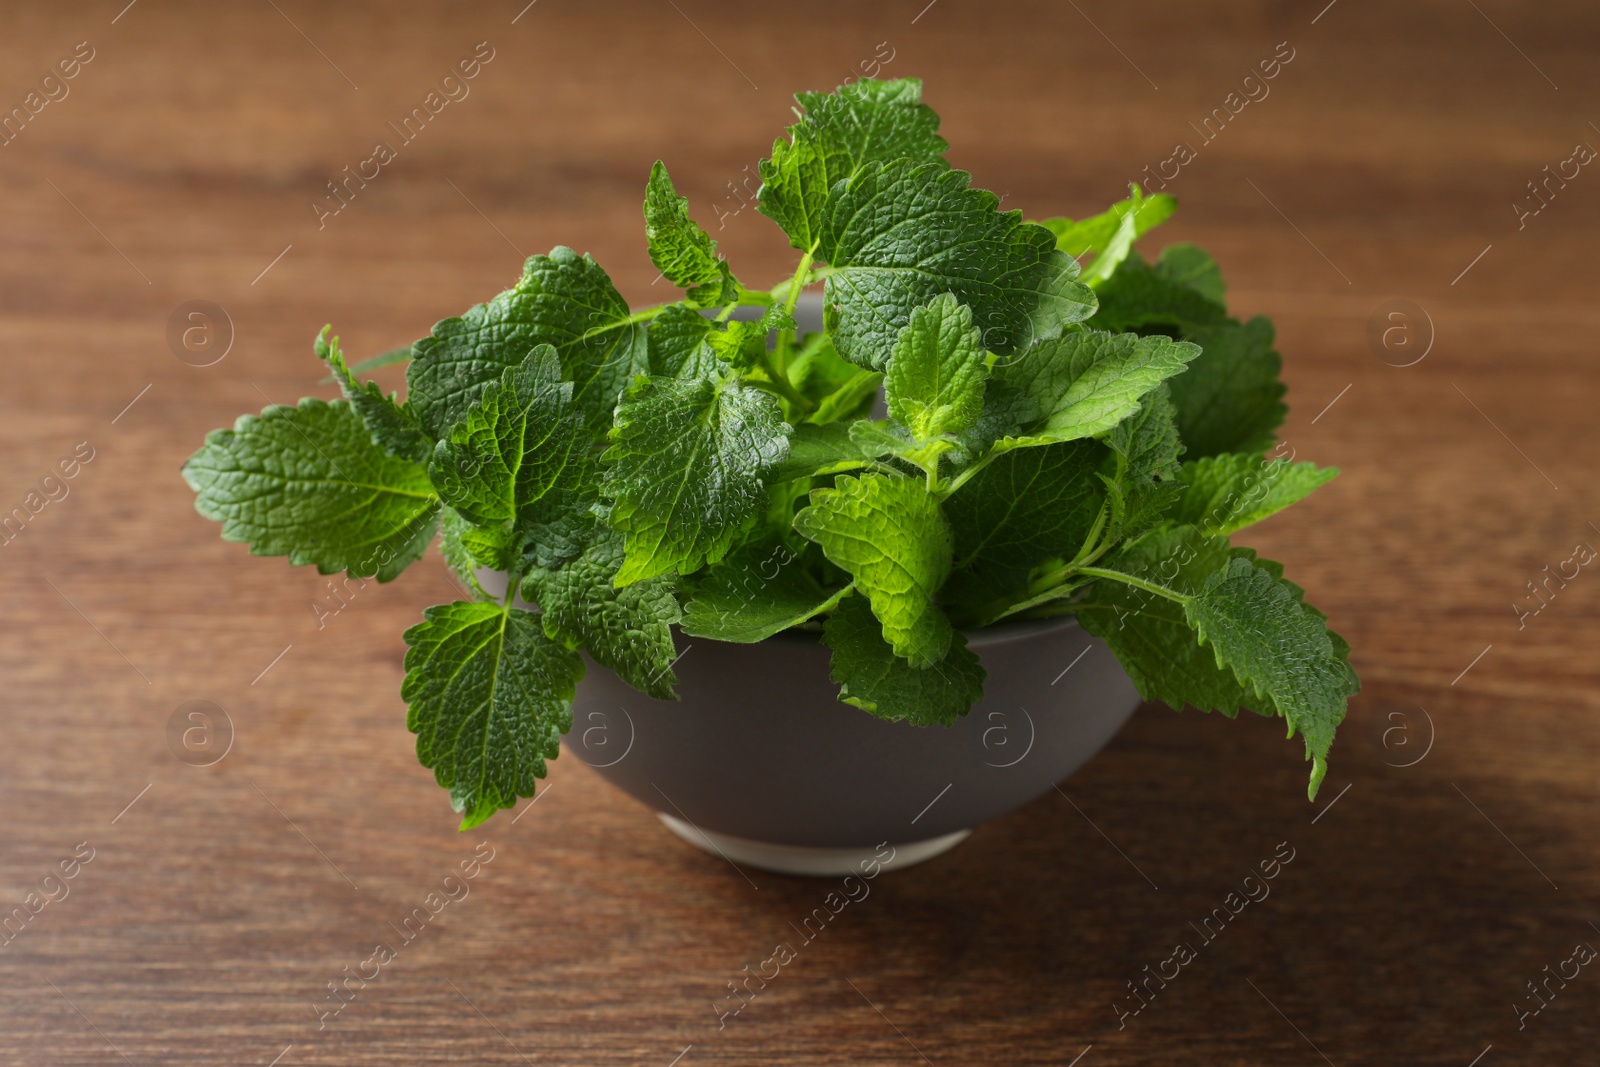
3, 1, 1597, 1063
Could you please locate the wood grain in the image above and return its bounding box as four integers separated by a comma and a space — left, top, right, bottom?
2, 1, 1598, 1063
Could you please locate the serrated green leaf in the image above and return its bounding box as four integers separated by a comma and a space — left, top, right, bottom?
681, 546, 850, 643
847, 419, 913, 459
705, 306, 797, 371
1229, 545, 1358, 691
884, 293, 988, 443
992, 329, 1199, 451
426, 346, 590, 571
1186, 557, 1357, 799
792, 78, 949, 175
757, 77, 949, 252
1171, 453, 1338, 536
769, 421, 874, 483
942, 440, 1105, 620
316, 327, 433, 463
808, 369, 882, 425
644, 162, 737, 306
818, 161, 1095, 369
1154, 242, 1226, 303
408, 247, 647, 435
1074, 524, 1246, 715
1037, 184, 1177, 268
1103, 383, 1185, 538
603, 375, 790, 585
823, 593, 984, 725
647, 304, 719, 378
1168, 317, 1287, 458
644, 161, 739, 307
794, 473, 953, 667
183, 397, 440, 582
403, 601, 583, 829
529, 529, 682, 699
789, 330, 856, 398
438, 506, 490, 597
1091, 252, 1230, 334
947, 379, 1033, 462
754, 137, 832, 255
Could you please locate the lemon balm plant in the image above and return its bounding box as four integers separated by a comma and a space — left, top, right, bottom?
185, 79, 1357, 830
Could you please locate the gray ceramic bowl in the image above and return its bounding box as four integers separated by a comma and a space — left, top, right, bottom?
570, 620, 1141, 875
479, 570, 1141, 876
479, 295, 1142, 875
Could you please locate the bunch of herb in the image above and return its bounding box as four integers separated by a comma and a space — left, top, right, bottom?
185, 78, 1357, 829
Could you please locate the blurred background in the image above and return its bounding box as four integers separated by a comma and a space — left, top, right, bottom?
2, 1, 1597, 1063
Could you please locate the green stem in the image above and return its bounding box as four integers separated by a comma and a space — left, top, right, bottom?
765, 262, 834, 300
1072, 503, 1109, 568
587, 304, 670, 338
1073, 566, 1190, 605
750, 367, 813, 414
772, 245, 818, 379
966, 559, 1187, 628
939, 449, 1001, 499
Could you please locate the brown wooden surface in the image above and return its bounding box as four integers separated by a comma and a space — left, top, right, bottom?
3, 1, 1598, 1063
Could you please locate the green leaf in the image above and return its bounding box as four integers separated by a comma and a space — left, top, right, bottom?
529, 530, 682, 699
183, 397, 440, 582
794, 473, 953, 667
426, 346, 590, 570
408, 247, 648, 435
884, 293, 988, 443
402, 602, 583, 829
603, 375, 790, 585
754, 137, 832, 256
681, 546, 850, 643
946, 379, 1032, 460
810, 368, 883, 425
1240, 549, 1358, 686
769, 421, 875, 483
822, 593, 984, 726
1186, 557, 1357, 799
1168, 318, 1287, 458
847, 419, 912, 458
792, 78, 949, 176
789, 330, 857, 398
1074, 524, 1247, 715
757, 77, 949, 252
1091, 252, 1229, 335
316, 328, 433, 463
644, 161, 739, 307
1103, 383, 1185, 538
818, 160, 1095, 368
1154, 242, 1226, 303
1037, 184, 1177, 265
1171, 453, 1338, 536
942, 440, 1105, 619
438, 507, 490, 597
647, 304, 719, 378
705, 306, 797, 371
992, 329, 1199, 450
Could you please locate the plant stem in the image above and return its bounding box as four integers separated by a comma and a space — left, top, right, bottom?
765, 263, 833, 300
750, 366, 813, 414
939, 449, 1000, 498
772, 245, 818, 379
587, 304, 670, 338
1072, 566, 1190, 605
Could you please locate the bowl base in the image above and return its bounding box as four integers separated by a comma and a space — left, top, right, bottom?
657, 814, 971, 877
